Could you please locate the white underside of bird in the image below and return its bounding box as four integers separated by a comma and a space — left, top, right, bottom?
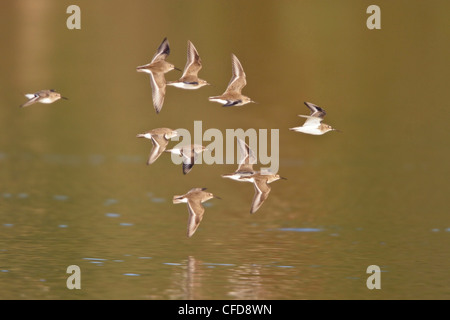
167, 82, 200, 89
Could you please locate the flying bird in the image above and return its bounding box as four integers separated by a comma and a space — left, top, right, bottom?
208, 54, 255, 107
20, 89, 68, 108
167, 40, 209, 90
136, 128, 178, 165
289, 102, 340, 135
165, 144, 207, 175
221, 138, 257, 181
136, 37, 180, 113
221, 139, 286, 213
238, 172, 286, 214
173, 187, 220, 237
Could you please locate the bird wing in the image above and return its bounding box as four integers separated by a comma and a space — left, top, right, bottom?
20, 94, 40, 108
250, 177, 271, 214
224, 54, 247, 94
182, 153, 196, 174
298, 115, 323, 126
181, 40, 202, 79
151, 37, 170, 63
304, 102, 327, 118
186, 199, 205, 237
181, 150, 194, 175
181, 145, 204, 174
147, 135, 169, 164
149, 71, 166, 113
236, 138, 256, 173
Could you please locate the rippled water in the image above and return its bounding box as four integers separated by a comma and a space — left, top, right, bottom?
0, 1, 449, 299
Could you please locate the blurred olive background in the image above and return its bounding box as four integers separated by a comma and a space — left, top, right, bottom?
0, 0, 448, 299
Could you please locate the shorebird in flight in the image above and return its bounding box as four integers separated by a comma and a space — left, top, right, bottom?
173, 187, 220, 237
165, 144, 207, 175
289, 102, 340, 135
222, 139, 286, 213
136, 37, 180, 114
221, 138, 257, 181
136, 128, 178, 165
167, 40, 209, 90
208, 54, 255, 107
20, 89, 68, 108
238, 171, 286, 214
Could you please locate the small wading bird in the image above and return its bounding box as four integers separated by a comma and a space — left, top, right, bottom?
165, 144, 207, 175
20, 89, 68, 108
173, 188, 221, 237
136, 37, 181, 114
167, 40, 209, 90
208, 54, 255, 107
238, 171, 287, 214
289, 102, 340, 135
136, 128, 178, 165
221, 138, 256, 181
222, 139, 286, 214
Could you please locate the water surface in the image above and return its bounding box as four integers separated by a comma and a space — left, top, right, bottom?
0, 1, 449, 300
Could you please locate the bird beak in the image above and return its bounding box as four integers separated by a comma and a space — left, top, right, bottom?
251, 100, 257, 104
214, 196, 222, 200
136, 134, 144, 138
280, 176, 288, 180
333, 128, 343, 133
174, 67, 182, 72
61, 96, 68, 100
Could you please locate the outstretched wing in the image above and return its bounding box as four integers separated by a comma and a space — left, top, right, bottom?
151, 37, 170, 63
250, 177, 271, 214
304, 102, 326, 119
298, 115, 323, 127
147, 135, 169, 164
224, 54, 247, 94
149, 71, 166, 113
236, 138, 256, 173
20, 94, 39, 108
182, 40, 202, 79
186, 199, 205, 237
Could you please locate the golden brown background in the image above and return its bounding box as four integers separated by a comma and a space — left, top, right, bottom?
0, 0, 448, 299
